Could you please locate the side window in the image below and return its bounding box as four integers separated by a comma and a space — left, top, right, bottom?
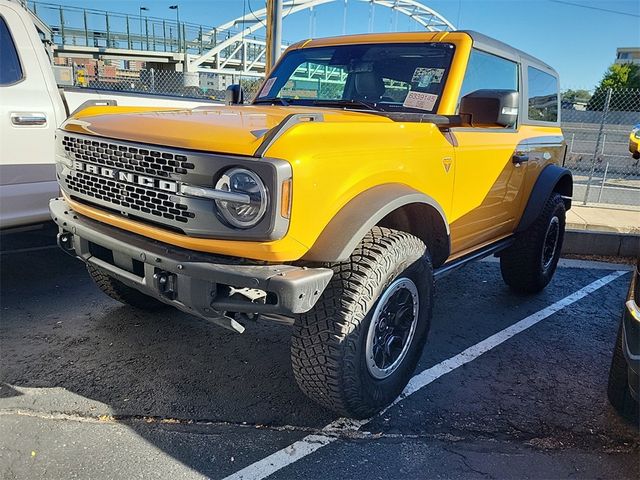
458, 49, 519, 103
527, 66, 558, 122
0, 15, 23, 85
277, 62, 346, 100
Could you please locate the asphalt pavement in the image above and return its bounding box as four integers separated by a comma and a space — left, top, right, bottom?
0, 224, 638, 480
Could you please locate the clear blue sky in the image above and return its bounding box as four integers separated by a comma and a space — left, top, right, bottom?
43, 0, 640, 90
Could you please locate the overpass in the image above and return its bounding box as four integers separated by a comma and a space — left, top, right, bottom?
25, 0, 454, 76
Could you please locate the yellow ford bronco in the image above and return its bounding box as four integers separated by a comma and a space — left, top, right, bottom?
51, 31, 571, 418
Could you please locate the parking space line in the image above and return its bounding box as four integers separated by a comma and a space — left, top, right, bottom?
223, 270, 628, 480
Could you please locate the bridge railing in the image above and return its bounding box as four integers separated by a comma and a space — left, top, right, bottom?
26, 1, 268, 56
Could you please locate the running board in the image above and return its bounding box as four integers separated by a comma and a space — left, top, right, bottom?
434, 237, 515, 280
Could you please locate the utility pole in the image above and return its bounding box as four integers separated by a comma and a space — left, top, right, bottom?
265, 0, 283, 74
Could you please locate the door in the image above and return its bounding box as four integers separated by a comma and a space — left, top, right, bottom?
448, 49, 526, 256
0, 4, 64, 227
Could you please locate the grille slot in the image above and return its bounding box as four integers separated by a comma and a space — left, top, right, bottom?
62, 135, 195, 177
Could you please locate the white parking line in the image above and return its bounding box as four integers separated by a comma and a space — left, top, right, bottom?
223, 270, 628, 480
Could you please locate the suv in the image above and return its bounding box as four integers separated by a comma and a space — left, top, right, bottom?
50, 31, 572, 418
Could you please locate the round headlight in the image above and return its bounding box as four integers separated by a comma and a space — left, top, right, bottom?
214, 168, 268, 229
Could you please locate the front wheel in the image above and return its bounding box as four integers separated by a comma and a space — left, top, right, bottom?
291, 227, 433, 419
500, 193, 566, 293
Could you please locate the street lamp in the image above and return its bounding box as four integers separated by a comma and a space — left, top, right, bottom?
169, 5, 180, 52
139, 6, 148, 49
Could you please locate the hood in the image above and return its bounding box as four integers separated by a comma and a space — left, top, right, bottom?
62, 105, 391, 157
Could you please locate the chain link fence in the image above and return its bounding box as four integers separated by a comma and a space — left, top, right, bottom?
562, 87, 640, 209
61, 67, 263, 103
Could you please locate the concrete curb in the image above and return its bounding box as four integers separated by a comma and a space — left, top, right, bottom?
563, 230, 640, 257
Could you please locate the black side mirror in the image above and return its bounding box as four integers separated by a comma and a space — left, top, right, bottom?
459, 89, 518, 127
225, 84, 244, 105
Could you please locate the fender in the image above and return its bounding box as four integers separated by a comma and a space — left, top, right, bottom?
516, 164, 573, 233
302, 183, 450, 264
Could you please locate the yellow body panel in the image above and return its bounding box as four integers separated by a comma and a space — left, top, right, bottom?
59, 32, 563, 263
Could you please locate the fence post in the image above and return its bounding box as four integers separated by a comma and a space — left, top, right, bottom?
163, 21, 167, 52
105, 12, 110, 48
150, 68, 155, 93
597, 161, 609, 204
569, 133, 574, 153
127, 15, 131, 50
583, 87, 612, 205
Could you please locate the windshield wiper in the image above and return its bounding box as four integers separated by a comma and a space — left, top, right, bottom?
310, 99, 379, 111
252, 97, 290, 106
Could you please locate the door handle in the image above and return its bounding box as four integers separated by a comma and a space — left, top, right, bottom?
11, 112, 47, 126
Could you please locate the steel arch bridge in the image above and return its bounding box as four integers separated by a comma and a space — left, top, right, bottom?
189, 0, 454, 74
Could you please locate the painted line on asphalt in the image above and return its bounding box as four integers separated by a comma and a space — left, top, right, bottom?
223, 270, 628, 480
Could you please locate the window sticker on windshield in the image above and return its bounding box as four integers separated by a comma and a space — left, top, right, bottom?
403, 91, 438, 111
258, 77, 277, 98
411, 68, 445, 87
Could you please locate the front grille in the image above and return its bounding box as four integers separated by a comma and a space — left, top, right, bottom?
56, 130, 289, 241
62, 135, 195, 177
65, 171, 194, 223
60, 133, 199, 228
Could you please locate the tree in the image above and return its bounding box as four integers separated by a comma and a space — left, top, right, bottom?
587, 63, 640, 111
597, 63, 640, 90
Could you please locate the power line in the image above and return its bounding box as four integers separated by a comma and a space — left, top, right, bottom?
549, 0, 640, 18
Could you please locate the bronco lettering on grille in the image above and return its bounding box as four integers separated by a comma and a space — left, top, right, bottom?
73, 160, 178, 193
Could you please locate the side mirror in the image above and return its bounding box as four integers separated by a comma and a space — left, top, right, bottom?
459, 89, 518, 127
225, 84, 244, 105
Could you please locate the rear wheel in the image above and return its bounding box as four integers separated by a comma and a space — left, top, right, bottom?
500, 193, 566, 293
87, 264, 168, 311
291, 227, 433, 418
607, 319, 639, 423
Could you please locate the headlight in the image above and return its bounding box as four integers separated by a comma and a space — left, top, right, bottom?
634, 129, 640, 139
214, 168, 268, 228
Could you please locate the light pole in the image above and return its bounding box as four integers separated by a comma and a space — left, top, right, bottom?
139, 6, 148, 49
169, 5, 180, 52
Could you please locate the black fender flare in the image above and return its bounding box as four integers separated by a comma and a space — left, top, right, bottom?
516, 164, 573, 233
302, 183, 450, 263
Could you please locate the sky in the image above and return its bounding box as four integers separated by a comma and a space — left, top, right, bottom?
39, 0, 640, 90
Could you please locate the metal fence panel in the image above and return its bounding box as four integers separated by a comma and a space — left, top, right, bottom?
562, 87, 640, 209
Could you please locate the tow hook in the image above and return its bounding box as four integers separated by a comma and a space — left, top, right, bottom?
153, 270, 178, 300
57, 232, 75, 256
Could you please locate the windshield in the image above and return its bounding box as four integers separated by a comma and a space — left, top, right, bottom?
254, 42, 455, 113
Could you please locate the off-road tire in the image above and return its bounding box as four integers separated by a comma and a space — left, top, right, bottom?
607, 319, 639, 424
291, 227, 433, 418
87, 264, 167, 311
500, 193, 566, 293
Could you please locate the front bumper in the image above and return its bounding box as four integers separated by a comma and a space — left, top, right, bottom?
50, 198, 333, 332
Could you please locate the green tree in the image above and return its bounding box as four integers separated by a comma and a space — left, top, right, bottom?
587, 63, 640, 111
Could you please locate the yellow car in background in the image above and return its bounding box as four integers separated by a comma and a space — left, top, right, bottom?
630, 123, 640, 159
